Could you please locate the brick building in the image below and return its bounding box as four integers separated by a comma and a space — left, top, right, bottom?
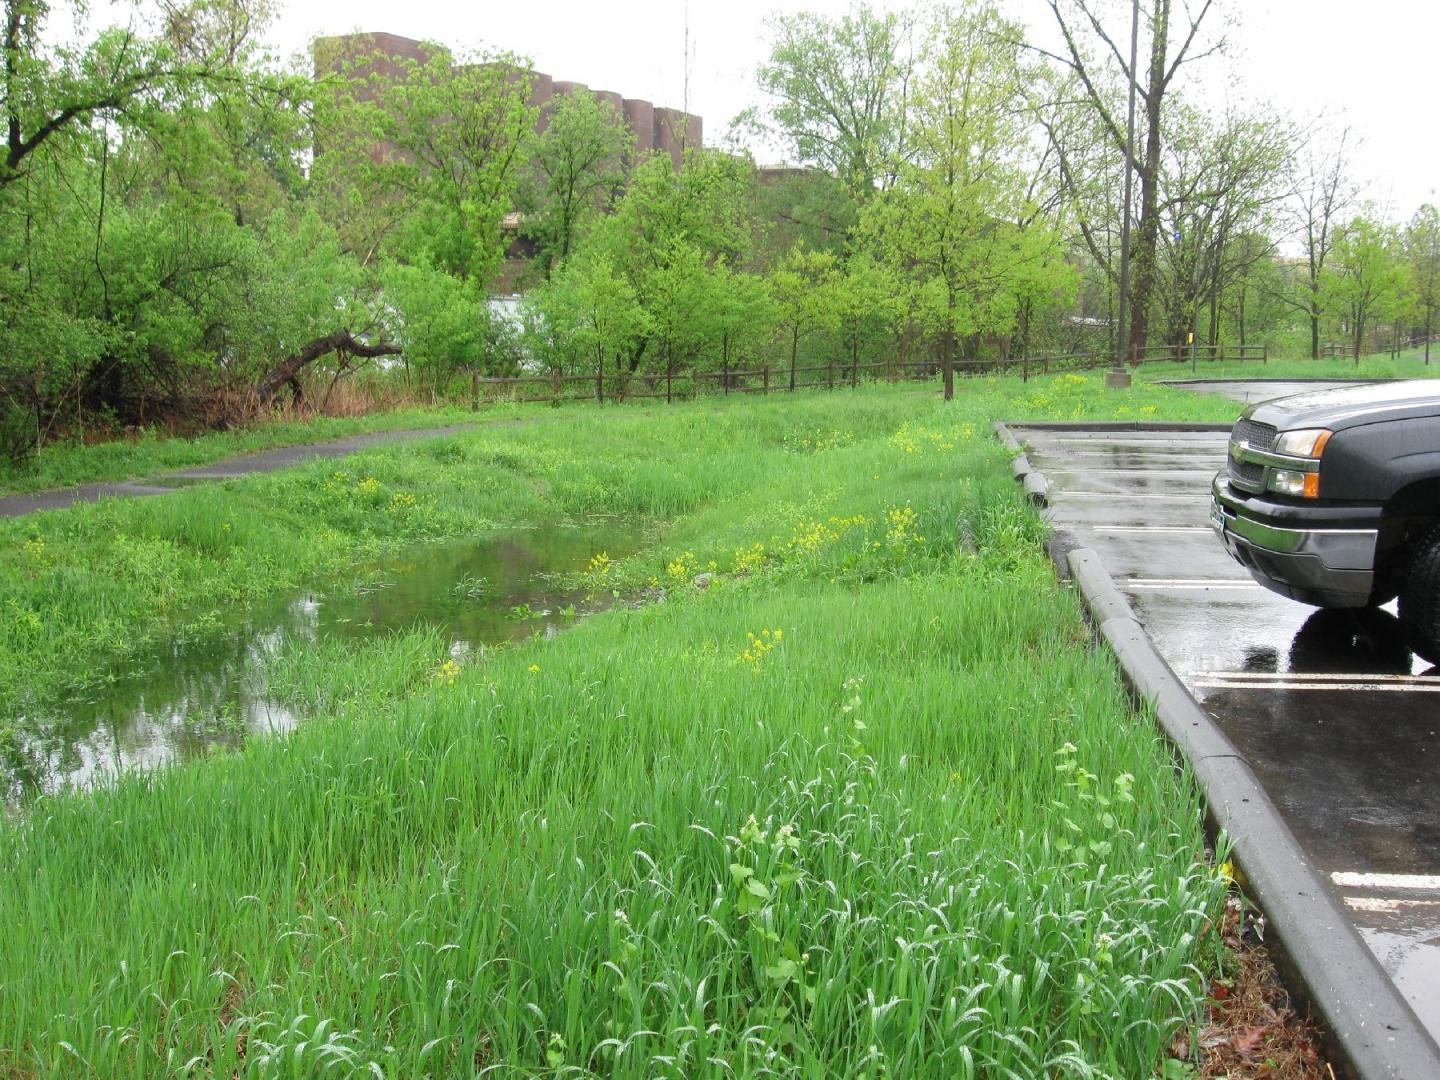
313, 32, 702, 169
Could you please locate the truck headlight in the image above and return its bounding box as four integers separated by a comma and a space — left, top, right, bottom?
1272, 428, 1333, 458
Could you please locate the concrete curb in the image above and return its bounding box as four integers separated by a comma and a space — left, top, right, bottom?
994, 423, 1049, 507
992, 419, 1024, 452
999, 421, 1440, 1080
1022, 471, 1049, 506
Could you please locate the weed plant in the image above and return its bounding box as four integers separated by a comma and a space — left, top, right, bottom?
0, 382, 1228, 1075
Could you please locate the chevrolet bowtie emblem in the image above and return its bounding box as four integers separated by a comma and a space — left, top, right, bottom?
1230, 441, 1245, 461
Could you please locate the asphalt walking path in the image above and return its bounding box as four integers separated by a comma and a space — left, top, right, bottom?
1012, 379, 1440, 1044
0, 424, 482, 519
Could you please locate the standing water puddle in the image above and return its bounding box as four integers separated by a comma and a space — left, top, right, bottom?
6, 520, 645, 800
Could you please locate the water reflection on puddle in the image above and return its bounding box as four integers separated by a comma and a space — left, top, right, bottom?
7, 520, 645, 800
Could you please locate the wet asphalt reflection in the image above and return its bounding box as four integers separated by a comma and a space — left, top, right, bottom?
1016, 407, 1440, 1040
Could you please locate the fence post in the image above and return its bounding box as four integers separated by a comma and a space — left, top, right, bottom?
763, 365, 770, 394
828, 358, 834, 390
666, 360, 673, 404
1262, 344, 1268, 364
723, 356, 729, 395
1022, 356, 1028, 383
552, 367, 560, 405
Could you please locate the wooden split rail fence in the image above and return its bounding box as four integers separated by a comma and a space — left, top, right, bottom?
466, 345, 1271, 406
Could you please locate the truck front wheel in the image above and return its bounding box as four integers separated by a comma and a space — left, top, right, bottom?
1399, 524, 1440, 663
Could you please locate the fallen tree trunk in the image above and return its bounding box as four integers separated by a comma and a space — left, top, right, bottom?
255, 331, 402, 402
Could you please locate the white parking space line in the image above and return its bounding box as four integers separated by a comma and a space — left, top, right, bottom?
1123, 584, 1261, 593
1093, 526, 1210, 534
1052, 492, 1210, 500
1193, 679, 1440, 693
1041, 468, 1220, 476
1332, 872, 1440, 891
1343, 897, 1440, 914
1048, 452, 1226, 460
1049, 436, 1228, 444
1193, 672, 1437, 685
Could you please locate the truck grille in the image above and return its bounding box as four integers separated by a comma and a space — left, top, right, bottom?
1233, 418, 1277, 452
1229, 458, 1266, 488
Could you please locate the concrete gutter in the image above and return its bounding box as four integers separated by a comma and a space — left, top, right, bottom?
996, 420, 1440, 1080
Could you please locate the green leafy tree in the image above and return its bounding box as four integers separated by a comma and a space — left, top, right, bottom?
1323, 215, 1410, 363
706, 265, 778, 380
644, 242, 721, 387
769, 246, 840, 390
583, 149, 758, 376
531, 254, 649, 402
748, 167, 856, 265
315, 41, 536, 284
868, 4, 1062, 399
1406, 204, 1440, 363
1155, 104, 1292, 351
0, 0, 355, 453
830, 253, 895, 381
522, 90, 632, 280
382, 261, 502, 406
757, 5, 917, 199
1042, 0, 1225, 358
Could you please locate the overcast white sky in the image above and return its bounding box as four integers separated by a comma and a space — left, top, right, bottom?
79, 0, 1440, 219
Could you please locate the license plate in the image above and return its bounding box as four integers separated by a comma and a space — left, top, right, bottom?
1208, 501, 1226, 535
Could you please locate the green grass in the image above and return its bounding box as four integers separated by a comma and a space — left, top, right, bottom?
0, 375, 1246, 718
0, 378, 1232, 1076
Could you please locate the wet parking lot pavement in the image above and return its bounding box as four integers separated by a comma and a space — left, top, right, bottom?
1014, 389, 1440, 1040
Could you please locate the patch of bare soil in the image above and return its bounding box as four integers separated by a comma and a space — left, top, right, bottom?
1169, 893, 1331, 1079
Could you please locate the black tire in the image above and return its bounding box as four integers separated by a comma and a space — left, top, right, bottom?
1398, 523, 1440, 665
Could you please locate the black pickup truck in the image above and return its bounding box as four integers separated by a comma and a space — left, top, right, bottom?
1210, 380, 1440, 661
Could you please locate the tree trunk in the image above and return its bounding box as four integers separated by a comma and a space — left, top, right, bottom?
255, 331, 400, 402
789, 326, 798, 391
942, 329, 955, 401
1208, 282, 1220, 347
1128, 1, 1176, 362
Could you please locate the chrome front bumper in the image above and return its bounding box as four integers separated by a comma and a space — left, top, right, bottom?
1210, 475, 1380, 608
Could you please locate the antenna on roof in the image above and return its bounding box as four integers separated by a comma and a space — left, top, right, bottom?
681, 1, 693, 158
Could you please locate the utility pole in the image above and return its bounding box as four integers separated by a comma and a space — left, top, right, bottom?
1109, 0, 1141, 389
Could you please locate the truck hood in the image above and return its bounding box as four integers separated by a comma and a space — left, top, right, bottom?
1244, 379, 1440, 431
